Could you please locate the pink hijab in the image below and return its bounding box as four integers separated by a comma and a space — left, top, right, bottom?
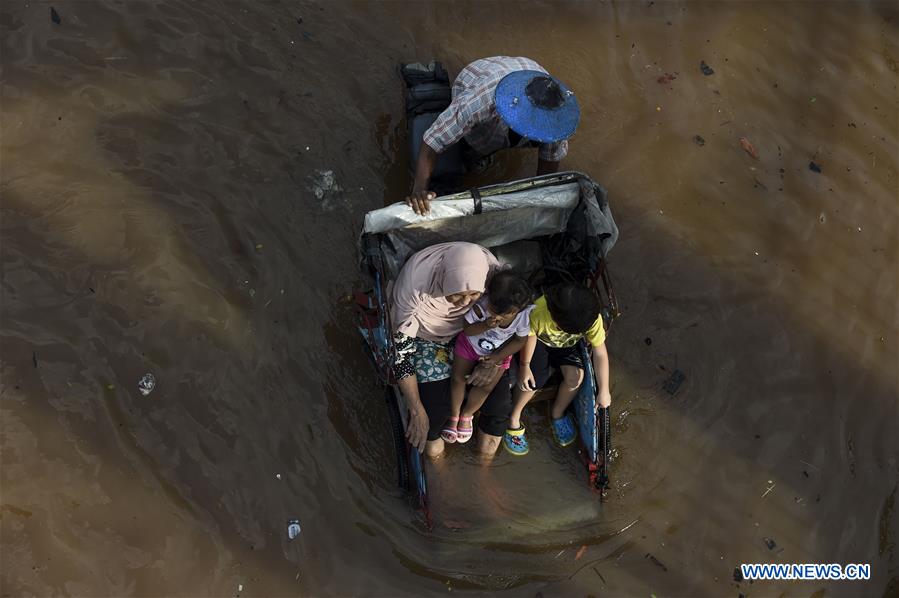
391, 242, 501, 343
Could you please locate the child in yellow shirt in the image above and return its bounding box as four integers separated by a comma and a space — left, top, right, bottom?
503, 283, 611, 455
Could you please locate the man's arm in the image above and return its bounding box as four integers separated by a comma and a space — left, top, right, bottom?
406, 143, 438, 215
409, 99, 473, 215
536, 157, 560, 175
537, 139, 567, 175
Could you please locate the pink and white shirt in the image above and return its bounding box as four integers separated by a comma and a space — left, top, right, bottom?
464, 297, 535, 357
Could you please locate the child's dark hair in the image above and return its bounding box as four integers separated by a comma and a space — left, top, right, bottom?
545, 283, 601, 334
486, 270, 534, 314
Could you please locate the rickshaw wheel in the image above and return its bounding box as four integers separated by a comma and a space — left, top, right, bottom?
385, 388, 411, 492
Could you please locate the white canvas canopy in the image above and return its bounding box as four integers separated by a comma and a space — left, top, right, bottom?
359, 172, 618, 280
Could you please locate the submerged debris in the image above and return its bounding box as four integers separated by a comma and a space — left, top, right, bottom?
644, 553, 669, 572
662, 369, 686, 395
50, 7, 61, 24
700, 60, 715, 76
693, 135, 706, 147
764, 537, 777, 550
809, 161, 822, 173
309, 169, 342, 208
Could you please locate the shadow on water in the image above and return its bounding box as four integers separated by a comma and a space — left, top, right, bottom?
1, 0, 897, 596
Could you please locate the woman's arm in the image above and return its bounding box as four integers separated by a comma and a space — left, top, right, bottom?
591, 342, 611, 408
397, 375, 429, 452
392, 331, 429, 452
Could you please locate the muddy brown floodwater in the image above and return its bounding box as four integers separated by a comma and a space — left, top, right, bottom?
1, 1, 897, 596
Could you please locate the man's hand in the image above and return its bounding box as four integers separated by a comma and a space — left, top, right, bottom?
518, 364, 537, 391
405, 405, 429, 453
597, 390, 612, 409
405, 189, 436, 216
467, 363, 495, 387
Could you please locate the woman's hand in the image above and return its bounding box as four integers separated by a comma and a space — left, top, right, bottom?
467, 363, 495, 387
518, 365, 537, 391
405, 404, 429, 453
597, 390, 612, 409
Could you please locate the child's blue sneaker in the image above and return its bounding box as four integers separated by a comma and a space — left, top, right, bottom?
503, 426, 529, 456
551, 414, 577, 447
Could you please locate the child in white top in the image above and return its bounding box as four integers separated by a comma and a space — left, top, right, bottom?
442, 271, 535, 444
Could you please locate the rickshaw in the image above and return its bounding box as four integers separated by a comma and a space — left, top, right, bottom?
353, 171, 619, 528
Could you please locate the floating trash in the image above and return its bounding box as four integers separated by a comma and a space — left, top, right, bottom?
657, 73, 677, 84
287, 519, 302, 540
138, 373, 156, 396
739, 137, 760, 160
693, 135, 706, 147
809, 161, 822, 173
700, 60, 715, 76
50, 7, 61, 24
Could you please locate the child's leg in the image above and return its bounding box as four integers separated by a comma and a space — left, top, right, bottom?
509, 387, 537, 430
550, 365, 585, 419
455, 366, 503, 443
509, 341, 552, 429
460, 367, 504, 418
449, 356, 476, 418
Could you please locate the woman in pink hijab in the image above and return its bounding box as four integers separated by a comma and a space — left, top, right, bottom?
391, 242, 511, 458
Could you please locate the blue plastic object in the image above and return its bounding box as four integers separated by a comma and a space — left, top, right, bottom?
494, 70, 580, 143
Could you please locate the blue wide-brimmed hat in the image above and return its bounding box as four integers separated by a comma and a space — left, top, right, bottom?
495, 70, 580, 143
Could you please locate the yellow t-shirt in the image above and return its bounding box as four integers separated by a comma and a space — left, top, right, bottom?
529, 295, 606, 348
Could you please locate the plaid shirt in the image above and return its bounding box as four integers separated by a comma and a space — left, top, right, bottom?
422, 56, 569, 162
